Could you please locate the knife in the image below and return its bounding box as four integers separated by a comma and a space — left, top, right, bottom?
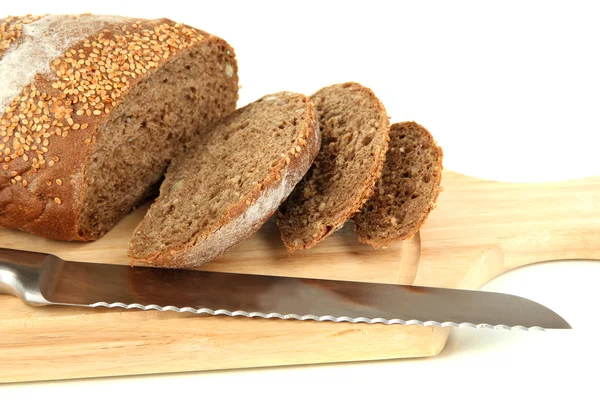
0, 247, 569, 330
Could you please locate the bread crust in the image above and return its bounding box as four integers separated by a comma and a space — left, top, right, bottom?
0, 14, 238, 241
128, 94, 321, 268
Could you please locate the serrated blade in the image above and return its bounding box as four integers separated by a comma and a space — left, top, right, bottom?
35, 256, 571, 331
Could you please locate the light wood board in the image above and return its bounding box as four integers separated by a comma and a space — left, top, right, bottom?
1, 170, 599, 383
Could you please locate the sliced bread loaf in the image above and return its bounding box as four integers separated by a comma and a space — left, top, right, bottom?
0, 14, 238, 241
353, 121, 443, 247
129, 92, 320, 268
276, 82, 390, 251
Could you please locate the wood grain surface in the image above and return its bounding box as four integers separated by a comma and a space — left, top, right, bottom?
1, 170, 599, 383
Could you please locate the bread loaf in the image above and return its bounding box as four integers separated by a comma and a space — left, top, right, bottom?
276, 82, 390, 251
0, 14, 239, 241
353, 121, 443, 247
129, 92, 320, 268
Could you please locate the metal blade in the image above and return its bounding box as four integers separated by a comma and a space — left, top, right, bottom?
37, 258, 570, 331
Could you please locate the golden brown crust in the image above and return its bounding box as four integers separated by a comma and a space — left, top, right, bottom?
0, 14, 238, 241
128, 94, 321, 268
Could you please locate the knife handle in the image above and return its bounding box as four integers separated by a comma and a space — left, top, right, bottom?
0, 248, 51, 306
416, 171, 600, 289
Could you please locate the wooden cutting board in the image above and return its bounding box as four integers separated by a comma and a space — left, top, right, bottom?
1, 170, 599, 383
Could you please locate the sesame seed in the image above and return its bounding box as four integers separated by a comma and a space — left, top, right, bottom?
54, 197, 62, 205
56, 179, 63, 186
1, 18, 204, 187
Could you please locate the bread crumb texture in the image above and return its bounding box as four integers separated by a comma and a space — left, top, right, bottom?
276, 82, 390, 251
353, 121, 443, 248
129, 92, 320, 268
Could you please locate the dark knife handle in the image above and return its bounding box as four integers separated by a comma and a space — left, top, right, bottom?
0, 248, 52, 306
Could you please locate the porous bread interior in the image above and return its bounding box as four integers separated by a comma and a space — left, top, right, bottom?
77, 41, 237, 239
130, 92, 309, 259
354, 122, 442, 245
277, 82, 389, 249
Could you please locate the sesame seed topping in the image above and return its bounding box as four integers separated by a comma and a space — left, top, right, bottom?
0, 15, 43, 58
0, 17, 205, 202
54, 197, 62, 204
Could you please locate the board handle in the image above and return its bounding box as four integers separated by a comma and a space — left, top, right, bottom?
415, 171, 600, 289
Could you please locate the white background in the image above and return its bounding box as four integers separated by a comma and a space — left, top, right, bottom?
2, 1, 600, 398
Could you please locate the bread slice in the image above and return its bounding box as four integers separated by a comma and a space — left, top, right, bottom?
0, 14, 238, 241
353, 121, 443, 247
129, 92, 320, 268
276, 82, 390, 251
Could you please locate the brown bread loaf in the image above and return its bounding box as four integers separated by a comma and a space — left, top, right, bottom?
0, 14, 239, 241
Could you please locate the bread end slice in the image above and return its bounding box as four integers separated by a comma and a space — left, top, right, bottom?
353, 121, 443, 248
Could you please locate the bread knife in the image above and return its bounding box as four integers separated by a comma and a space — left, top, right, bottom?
0, 247, 570, 331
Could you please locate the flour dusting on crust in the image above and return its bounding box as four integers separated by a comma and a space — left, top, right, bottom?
184, 113, 321, 266
0, 14, 129, 113
186, 172, 294, 266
